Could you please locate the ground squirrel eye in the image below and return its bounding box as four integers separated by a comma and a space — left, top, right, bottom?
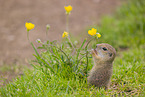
102, 47, 107, 51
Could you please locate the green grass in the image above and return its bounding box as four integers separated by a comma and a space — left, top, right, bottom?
0, 0, 145, 96
94, 0, 145, 49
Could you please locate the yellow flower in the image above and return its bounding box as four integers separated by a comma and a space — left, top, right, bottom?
64, 5, 72, 14
62, 31, 69, 38
25, 22, 35, 31
96, 33, 101, 38
88, 28, 97, 36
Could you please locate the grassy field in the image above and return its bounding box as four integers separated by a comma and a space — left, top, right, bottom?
0, 0, 145, 96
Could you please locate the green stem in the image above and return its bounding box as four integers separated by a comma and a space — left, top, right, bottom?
85, 37, 95, 50
66, 13, 75, 54
85, 37, 96, 75
85, 50, 89, 75
27, 31, 29, 41
46, 30, 48, 40
66, 14, 69, 32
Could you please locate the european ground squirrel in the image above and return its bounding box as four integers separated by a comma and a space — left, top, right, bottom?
88, 43, 116, 89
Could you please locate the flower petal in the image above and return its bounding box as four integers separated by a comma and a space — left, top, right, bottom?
25, 22, 35, 31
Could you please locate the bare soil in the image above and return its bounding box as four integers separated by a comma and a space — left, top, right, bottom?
0, 0, 121, 85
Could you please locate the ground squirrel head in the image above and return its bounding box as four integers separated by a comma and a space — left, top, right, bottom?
91, 43, 116, 63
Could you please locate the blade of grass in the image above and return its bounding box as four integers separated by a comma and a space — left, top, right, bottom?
76, 39, 87, 64
31, 42, 40, 57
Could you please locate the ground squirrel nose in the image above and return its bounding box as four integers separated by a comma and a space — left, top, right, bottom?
91, 49, 97, 55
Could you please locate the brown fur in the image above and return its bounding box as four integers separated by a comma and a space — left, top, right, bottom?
88, 43, 116, 89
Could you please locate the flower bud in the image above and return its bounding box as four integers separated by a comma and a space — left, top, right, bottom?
46, 24, 50, 30
36, 39, 41, 43
96, 33, 101, 38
